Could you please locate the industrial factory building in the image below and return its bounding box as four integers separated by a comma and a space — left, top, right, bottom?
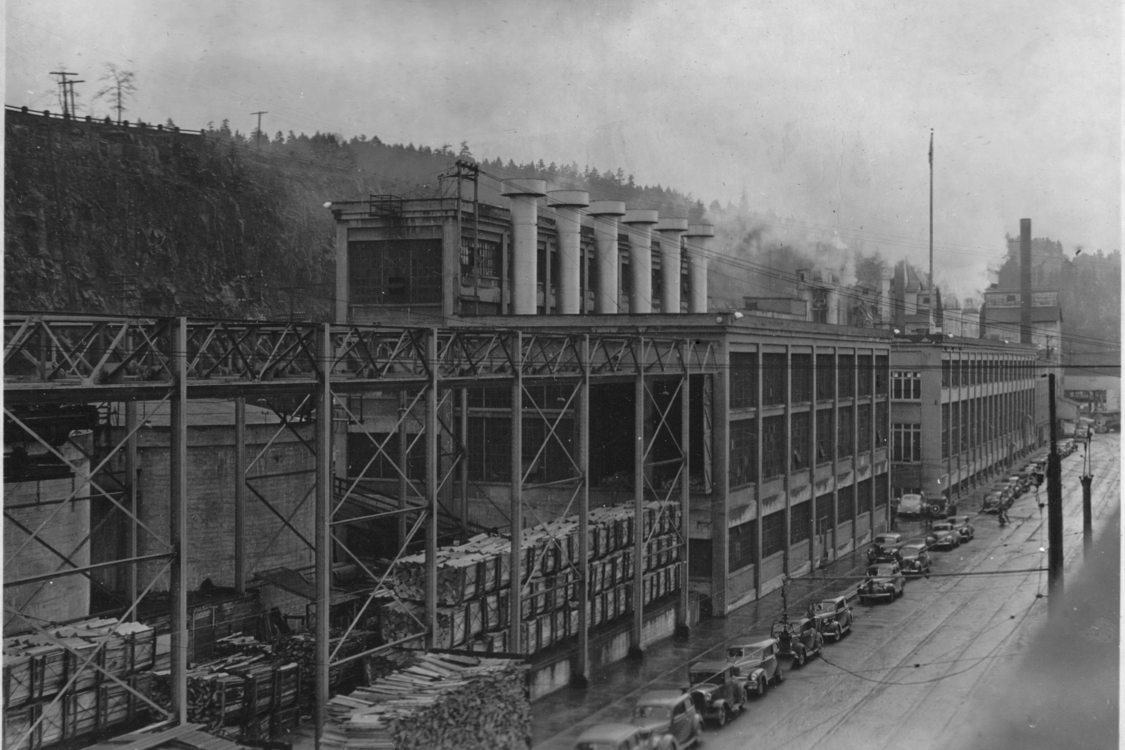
889, 336, 1046, 506
9, 180, 1068, 750
329, 179, 894, 621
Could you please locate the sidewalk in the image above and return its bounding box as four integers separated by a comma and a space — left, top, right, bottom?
530, 548, 876, 749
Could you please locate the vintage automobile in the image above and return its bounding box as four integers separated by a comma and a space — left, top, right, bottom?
981, 489, 1012, 514
898, 541, 932, 576
810, 595, 853, 640
1006, 474, 1029, 497
896, 492, 925, 516
726, 637, 784, 695
866, 532, 904, 563
770, 616, 825, 667
858, 561, 906, 603
946, 514, 975, 542
929, 521, 961, 550
631, 690, 703, 749
575, 722, 662, 750
687, 660, 747, 728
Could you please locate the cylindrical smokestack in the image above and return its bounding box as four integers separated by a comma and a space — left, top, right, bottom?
655, 218, 688, 313
879, 268, 894, 326
685, 224, 714, 313
825, 286, 839, 325
1020, 218, 1032, 344
589, 201, 626, 313
547, 190, 590, 314
502, 178, 547, 315
623, 209, 659, 314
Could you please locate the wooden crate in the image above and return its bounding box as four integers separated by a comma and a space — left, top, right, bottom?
3, 704, 36, 750
3, 654, 31, 709
62, 687, 98, 740
25, 644, 66, 702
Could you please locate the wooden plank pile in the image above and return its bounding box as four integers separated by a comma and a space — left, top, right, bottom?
379, 501, 683, 656
2, 619, 158, 750
147, 636, 302, 744
321, 652, 529, 750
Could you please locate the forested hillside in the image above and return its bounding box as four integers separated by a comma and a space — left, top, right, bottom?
3, 109, 702, 319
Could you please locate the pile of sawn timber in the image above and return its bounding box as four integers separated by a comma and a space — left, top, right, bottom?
3, 619, 160, 750
380, 501, 683, 655
321, 652, 529, 750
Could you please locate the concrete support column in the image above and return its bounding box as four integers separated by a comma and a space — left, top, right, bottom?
623, 209, 659, 314
590, 201, 626, 313
502, 179, 547, 315
655, 218, 688, 313
548, 190, 589, 314
686, 224, 715, 313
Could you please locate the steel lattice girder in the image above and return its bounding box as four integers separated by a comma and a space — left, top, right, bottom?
6, 317, 720, 402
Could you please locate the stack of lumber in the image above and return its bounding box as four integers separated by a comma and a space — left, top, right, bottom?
2, 619, 158, 750
274, 631, 375, 697
379, 501, 683, 656
149, 646, 301, 741
322, 652, 529, 750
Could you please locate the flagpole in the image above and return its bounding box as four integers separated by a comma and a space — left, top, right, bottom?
929, 129, 934, 296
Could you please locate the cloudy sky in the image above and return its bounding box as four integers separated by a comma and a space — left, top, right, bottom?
6, 0, 1121, 299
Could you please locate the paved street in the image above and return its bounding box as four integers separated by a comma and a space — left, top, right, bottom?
532, 435, 1119, 750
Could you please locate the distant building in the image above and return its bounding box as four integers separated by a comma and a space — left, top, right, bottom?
890, 337, 1046, 506
979, 287, 1063, 365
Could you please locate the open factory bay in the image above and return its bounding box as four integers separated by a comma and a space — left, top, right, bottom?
533, 435, 1119, 750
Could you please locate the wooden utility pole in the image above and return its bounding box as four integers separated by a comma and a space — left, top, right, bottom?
252, 111, 268, 149
1046, 373, 1063, 605
50, 71, 82, 116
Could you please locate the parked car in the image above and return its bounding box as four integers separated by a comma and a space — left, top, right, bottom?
1006, 474, 1029, 496
946, 515, 975, 542
631, 690, 703, 749
726, 637, 784, 696
687, 661, 747, 728
898, 541, 932, 576
858, 562, 906, 603
981, 490, 1011, 514
770, 617, 825, 667
896, 492, 925, 516
929, 521, 961, 550
866, 531, 904, 563
575, 723, 661, 750
810, 596, 854, 640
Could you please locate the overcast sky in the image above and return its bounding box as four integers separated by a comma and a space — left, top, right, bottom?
6, 0, 1121, 300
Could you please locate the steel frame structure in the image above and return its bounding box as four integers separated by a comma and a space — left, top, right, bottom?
4, 314, 719, 746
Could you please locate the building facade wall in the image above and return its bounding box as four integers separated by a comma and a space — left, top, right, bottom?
707, 329, 892, 615
891, 339, 1043, 505
4, 439, 92, 634
108, 421, 316, 595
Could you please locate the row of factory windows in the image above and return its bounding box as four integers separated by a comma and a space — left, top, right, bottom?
890, 388, 1037, 463
689, 477, 889, 575
729, 403, 888, 487
940, 389, 1037, 459
941, 356, 1038, 388
730, 353, 890, 408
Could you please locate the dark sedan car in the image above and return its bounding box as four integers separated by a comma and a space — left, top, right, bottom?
898, 541, 932, 575
929, 521, 961, 549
